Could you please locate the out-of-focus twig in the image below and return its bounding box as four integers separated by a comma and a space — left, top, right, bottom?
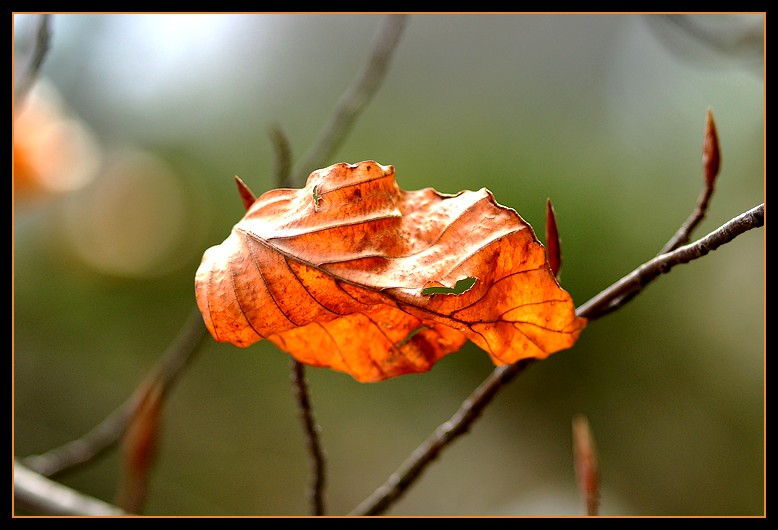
14, 14, 52, 107
22, 308, 209, 478
270, 124, 294, 189
14, 459, 127, 516
350, 202, 764, 516
662, 14, 764, 57
115, 376, 165, 514
290, 14, 408, 186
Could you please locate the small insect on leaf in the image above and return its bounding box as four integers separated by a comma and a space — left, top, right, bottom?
422, 276, 478, 296
312, 185, 324, 211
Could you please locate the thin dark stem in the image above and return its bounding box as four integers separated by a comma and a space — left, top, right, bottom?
349, 203, 764, 516
14, 14, 52, 107
291, 360, 326, 516
290, 14, 408, 186
22, 308, 208, 478
660, 179, 716, 255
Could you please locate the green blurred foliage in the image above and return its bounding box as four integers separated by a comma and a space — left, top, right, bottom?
13, 14, 763, 516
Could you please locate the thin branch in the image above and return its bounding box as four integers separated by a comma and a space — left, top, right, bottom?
349, 358, 534, 516
659, 108, 721, 255
291, 359, 327, 516
576, 203, 763, 321
606, 109, 721, 313
350, 202, 764, 516
22, 307, 209, 478
14, 14, 52, 107
14, 459, 127, 516
290, 14, 408, 186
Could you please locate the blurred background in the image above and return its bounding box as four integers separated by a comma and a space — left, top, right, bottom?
13, 14, 764, 516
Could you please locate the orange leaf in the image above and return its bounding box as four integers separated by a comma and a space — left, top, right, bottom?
195, 161, 586, 382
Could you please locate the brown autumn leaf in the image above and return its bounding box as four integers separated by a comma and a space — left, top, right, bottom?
195, 161, 586, 382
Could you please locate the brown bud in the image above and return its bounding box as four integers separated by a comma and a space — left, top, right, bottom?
703, 108, 721, 187
573, 414, 600, 516
545, 198, 562, 279
235, 175, 257, 212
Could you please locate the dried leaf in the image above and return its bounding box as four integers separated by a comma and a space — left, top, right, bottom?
195, 161, 586, 382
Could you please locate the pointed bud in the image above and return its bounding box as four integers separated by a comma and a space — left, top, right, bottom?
117, 378, 164, 514
573, 414, 600, 516
703, 108, 721, 187
235, 176, 257, 212
545, 198, 562, 279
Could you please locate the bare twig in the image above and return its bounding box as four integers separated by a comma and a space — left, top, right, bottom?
349, 358, 534, 516
14, 459, 127, 516
14, 14, 52, 107
659, 108, 721, 255
291, 359, 327, 516
661, 14, 764, 56
577, 203, 763, 321
290, 14, 408, 186
603, 109, 722, 315
350, 202, 764, 515
22, 308, 208, 478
